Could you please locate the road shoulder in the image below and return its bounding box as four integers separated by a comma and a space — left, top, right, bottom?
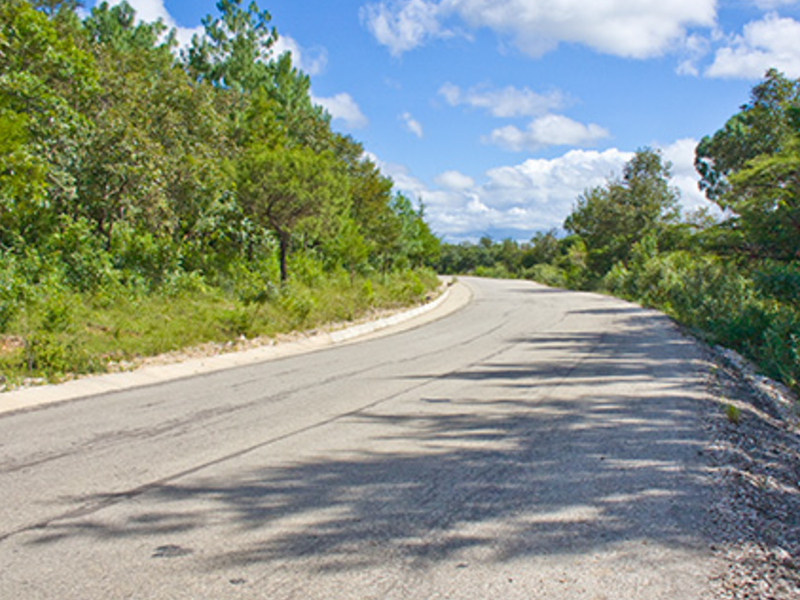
0, 279, 472, 416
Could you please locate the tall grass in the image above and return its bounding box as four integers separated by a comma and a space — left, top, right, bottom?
0, 253, 439, 388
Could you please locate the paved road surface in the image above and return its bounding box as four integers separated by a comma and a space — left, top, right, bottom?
0, 278, 721, 599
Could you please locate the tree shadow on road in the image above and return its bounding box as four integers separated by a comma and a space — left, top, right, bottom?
25, 310, 722, 577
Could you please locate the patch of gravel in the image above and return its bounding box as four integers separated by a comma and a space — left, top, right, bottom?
700, 344, 800, 599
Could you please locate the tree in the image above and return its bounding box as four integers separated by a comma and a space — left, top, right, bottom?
389, 194, 441, 269
727, 134, 800, 260
565, 148, 679, 277
526, 230, 560, 266
0, 0, 98, 247
695, 70, 800, 259
184, 0, 277, 94
695, 69, 800, 205
76, 2, 178, 247
237, 143, 348, 281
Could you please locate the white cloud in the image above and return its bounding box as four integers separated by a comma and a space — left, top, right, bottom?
362, 0, 717, 59
313, 93, 369, 129
374, 148, 633, 240
676, 33, 712, 76
707, 13, 800, 78
438, 83, 567, 118
435, 170, 475, 190
660, 138, 719, 213
374, 141, 716, 240
486, 115, 610, 152
401, 112, 424, 138
359, 0, 447, 57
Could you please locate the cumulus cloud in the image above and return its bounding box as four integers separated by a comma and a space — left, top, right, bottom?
362, 0, 717, 59
660, 138, 717, 213
375, 141, 715, 241
401, 112, 424, 138
313, 93, 369, 129
359, 0, 448, 57
486, 115, 610, 152
707, 13, 800, 78
435, 170, 475, 190
676, 33, 712, 76
438, 83, 567, 118
373, 148, 632, 240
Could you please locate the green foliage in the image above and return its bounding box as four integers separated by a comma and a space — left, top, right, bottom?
0, 252, 28, 331
46, 216, 116, 291
754, 261, 800, 302
604, 249, 799, 393
0, 0, 98, 247
237, 141, 349, 280
388, 194, 441, 270
565, 147, 679, 278
474, 264, 513, 280
696, 69, 800, 259
696, 69, 800, 204
184, 0, 277, 93
0, 0, 442, 388
526, 263, 567, 288
727, 135, 800, 259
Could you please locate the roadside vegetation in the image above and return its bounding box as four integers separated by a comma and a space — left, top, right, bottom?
437, 70, 800, 395
0, 0, 440, 388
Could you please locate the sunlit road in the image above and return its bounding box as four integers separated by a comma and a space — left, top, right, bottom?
0, 277, 721, 599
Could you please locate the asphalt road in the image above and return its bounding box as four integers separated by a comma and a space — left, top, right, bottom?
0, 277, 722, 599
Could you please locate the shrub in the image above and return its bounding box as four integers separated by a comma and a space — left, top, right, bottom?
47, 217, 117, 292
602, 249, 800, 394
474, 264, 513, 279
526, 263, 567, 288
754, 261, 800, 304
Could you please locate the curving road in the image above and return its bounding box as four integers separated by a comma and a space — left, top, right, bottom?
0, 277, 722, 599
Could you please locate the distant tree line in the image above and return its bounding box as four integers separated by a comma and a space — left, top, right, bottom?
436, 69, 800, 393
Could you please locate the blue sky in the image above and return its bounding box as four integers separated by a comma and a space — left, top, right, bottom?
91, 0, 800, 242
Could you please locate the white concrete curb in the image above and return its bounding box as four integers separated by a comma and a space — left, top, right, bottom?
330, 286, 450, 343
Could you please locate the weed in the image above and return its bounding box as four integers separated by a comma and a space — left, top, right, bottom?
725, 403, 742, 425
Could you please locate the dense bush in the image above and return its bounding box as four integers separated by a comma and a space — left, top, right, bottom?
605, 251, 799, 391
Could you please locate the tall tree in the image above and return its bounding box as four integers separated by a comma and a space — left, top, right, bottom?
184, 0, 277, 94
695, 70, 800, 259
237, 142, 348, 281
695, 69, 800, 205
565, 148, 679, 276
0, 0, 98, 247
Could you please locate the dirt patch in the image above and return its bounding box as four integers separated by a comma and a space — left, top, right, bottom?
0, 335, 24, 356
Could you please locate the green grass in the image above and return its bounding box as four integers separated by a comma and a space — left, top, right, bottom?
0, 268, 440, 388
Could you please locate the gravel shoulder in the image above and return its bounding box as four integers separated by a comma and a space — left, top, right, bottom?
699, 342, 800, 599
